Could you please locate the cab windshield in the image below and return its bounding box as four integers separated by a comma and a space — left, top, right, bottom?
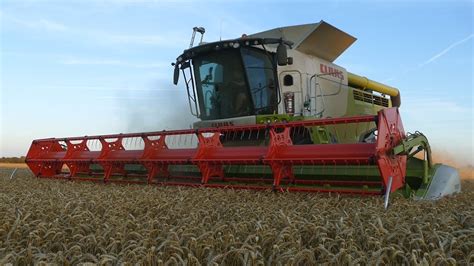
193, 47, 277, 120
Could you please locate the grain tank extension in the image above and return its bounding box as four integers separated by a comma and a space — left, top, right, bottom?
26, 21, 460, 202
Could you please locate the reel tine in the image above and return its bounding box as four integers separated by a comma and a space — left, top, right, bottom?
355, 120, 359, 140
334, 125, 341, 143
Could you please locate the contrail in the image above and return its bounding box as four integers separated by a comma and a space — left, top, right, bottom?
419, 34, 473, 67
384, 33, 473, 82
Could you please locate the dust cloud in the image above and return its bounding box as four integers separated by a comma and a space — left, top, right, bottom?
117, 79, 197, 133
431, 148, 473, 179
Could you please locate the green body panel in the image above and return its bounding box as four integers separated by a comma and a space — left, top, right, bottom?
309, 126, 331, 144
255, 88, 388, 144
318, 88, 388, 144
311, 88, 387, 144
255, 114, 303, 124
346, 88, 391, 116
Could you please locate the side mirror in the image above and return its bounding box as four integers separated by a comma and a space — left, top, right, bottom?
276, 43, 288, 66
173, 64, 180, 85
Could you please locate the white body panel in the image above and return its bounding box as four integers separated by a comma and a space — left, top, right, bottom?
194, 115, 256, 128
276, 49, 350, 119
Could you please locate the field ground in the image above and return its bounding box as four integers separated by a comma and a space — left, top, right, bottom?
0, 163, 29, 169
0, 167, 473, 264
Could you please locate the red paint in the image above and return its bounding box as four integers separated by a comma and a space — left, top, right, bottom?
26, 108, 406, 196
320, 63, 344, 80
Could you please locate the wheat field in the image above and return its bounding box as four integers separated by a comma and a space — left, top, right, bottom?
0, 167, 473, 265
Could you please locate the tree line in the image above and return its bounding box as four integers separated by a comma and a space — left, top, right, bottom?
0, 157, 26, 163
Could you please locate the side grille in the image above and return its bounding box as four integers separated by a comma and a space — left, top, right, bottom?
353, 90, 389, 107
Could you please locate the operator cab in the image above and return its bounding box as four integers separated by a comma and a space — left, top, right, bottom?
194, 47, 277, 119
174, 36, 292, 121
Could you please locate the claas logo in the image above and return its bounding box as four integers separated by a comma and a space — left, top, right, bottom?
211, 121, 234, 127
320, 64, 344, 80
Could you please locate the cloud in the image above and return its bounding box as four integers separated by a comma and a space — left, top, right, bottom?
103, 34, 167, 45
92, 31, 189, 47
419, 34, 474, 67
61, 59, 122, 65
60, 58, 170, 68
404, 98, 471, 116
96, 96, 167, 100
41, 85, 176, 92
6, 16, 68, 31
1, 11, 186, 47
35, 19, 68, 31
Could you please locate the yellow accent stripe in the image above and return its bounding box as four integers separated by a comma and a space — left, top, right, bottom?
348, 72, 399, 97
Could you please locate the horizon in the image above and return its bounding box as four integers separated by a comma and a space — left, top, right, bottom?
1, 0, 473, 166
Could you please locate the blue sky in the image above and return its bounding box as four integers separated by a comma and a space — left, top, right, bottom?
0, 0, 472, 165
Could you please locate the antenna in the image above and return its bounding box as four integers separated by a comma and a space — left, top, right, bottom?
220, 19, 223, 41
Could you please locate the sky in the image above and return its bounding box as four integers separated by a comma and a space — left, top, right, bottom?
0, 0, 473, 165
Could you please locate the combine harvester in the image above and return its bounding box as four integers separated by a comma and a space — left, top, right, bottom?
26, 21, 460, 203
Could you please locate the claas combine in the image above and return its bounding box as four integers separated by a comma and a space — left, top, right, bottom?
26, 21, 460, 203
